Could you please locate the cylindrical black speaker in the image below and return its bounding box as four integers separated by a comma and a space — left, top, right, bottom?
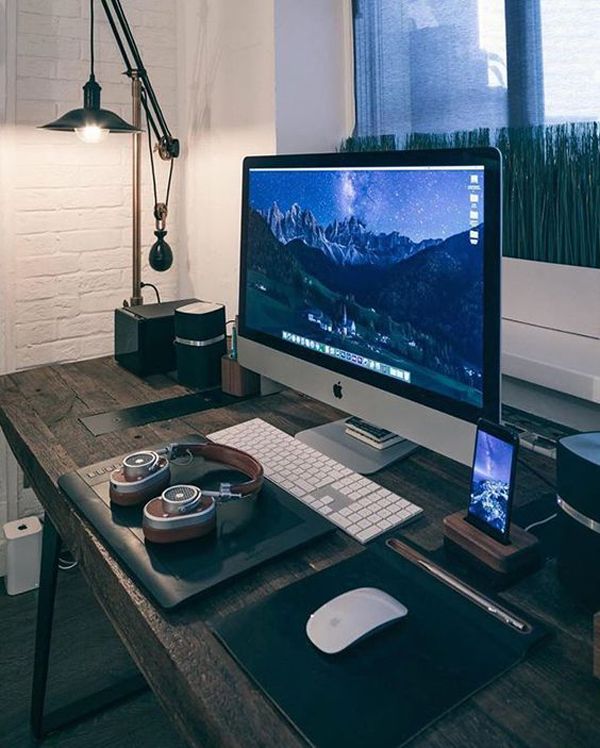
556, 432, 600, 610
174, 301, 226, 389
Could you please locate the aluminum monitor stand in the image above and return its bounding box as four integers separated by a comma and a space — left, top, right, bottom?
295, 419, 418, 475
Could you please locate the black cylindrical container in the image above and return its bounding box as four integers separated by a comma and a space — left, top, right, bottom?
175, 301, 226, 389
556, 432, 600, 610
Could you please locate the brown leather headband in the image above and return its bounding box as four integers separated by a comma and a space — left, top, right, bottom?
178, 442, 264, 496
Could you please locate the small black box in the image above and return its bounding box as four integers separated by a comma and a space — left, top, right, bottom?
114, 299, 198, 377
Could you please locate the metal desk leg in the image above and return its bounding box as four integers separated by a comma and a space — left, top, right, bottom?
30, 516, 61, 738
30, 517, 147, 740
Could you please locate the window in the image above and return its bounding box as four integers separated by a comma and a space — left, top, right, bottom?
353, 0, 508, 137
353, 0, 597, 137
541, 0, 600, 123
351, 1, 600, 268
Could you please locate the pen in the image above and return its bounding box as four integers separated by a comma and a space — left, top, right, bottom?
386, 538, 531, 634
230, 323, 238, 360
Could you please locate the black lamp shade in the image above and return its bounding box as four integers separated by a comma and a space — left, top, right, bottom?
41, 106, 140, 133
40, 76, 140, 134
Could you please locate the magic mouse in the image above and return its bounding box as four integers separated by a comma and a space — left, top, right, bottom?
306, 587, 408, 654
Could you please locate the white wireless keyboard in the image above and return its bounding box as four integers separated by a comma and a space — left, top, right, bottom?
208, 418, 423, 544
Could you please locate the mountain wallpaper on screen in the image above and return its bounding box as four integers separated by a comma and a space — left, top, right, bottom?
263, 202, 442, 266
245, 169, 484, 405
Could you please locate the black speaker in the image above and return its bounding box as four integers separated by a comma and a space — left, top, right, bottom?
557, 432, 600, 610
114, 299, 198, 377
174, 301, 227, 388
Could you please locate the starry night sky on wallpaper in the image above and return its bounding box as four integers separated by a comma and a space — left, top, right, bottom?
249, 167, 481, 241
473, 432, 513, 484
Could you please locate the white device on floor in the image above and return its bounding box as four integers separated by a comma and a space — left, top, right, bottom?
306, 587, 409, 654
3, 515, 42, 595
208, 418, 423, 544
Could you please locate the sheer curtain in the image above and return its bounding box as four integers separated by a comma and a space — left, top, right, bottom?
541, 0, 600, 123
351, 0, 600, 268
352, 0, 598, 138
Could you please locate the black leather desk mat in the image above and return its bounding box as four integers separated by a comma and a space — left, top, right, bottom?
79, 391, 253, 436
211, 543, 547, 748
58, 440, 334, 609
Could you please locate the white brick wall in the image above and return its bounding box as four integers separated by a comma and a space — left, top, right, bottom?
9, 0, 180, 371
0, 0, 181, 575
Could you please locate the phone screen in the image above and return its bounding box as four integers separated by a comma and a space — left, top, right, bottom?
467, 427, 516, 539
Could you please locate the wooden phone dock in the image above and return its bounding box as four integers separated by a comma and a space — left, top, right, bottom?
443, 511, 541, 581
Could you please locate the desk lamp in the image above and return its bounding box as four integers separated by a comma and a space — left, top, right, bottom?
41, 0, 180, 307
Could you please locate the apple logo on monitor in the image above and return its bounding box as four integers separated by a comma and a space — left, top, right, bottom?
333, 381, 343, 399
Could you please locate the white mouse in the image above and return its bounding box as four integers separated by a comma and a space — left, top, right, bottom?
306, 587, 408, 654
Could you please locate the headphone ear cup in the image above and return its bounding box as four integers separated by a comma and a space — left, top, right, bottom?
142, 492, 216, 544
109, 461, 171, 506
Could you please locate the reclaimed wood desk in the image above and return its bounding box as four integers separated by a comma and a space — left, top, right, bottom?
1, 356, 599, 747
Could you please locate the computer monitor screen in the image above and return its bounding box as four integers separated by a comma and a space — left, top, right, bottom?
238, 150, 501, 464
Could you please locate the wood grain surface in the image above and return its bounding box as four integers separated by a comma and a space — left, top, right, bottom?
1, 356, 599, 748
443, 510, 540, 575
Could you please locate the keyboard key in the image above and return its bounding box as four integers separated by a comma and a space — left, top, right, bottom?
357, 526, 381, 542
332, 470, 351, 480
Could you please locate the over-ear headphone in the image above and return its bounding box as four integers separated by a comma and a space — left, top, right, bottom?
109, 440, 264, 507
143, 484, 218, 543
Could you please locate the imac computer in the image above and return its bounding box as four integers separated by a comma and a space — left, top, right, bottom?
237, 149, 502, 469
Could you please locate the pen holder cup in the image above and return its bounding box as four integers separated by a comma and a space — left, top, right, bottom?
443, 511, 541, 583
221, 355, 260, 397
